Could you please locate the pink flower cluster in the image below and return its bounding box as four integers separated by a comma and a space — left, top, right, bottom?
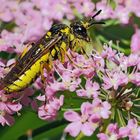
0, 91, 22, 126
131, 28, 140, 54
0, 43, 140, 139
98, 119, 140, 140
64, 99, 111, 137
96, 0, 140, 24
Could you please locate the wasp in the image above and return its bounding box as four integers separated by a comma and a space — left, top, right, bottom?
1, 10, 104, 93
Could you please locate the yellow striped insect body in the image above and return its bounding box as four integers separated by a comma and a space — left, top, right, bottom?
1, 10, 104, 93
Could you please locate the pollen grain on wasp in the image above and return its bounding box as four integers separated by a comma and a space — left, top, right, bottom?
1, 10, 104, 93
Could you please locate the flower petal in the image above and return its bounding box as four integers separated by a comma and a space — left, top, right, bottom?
81, 122, 94, 136
64, 110, 81, 122
64, 121, 81, 137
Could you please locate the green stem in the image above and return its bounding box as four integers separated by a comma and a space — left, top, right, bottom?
101, 117, 112, 133
98, 35, 126, 53
117, 109, 126, 126
61, 108, 81, 111
76, 132, 85, 140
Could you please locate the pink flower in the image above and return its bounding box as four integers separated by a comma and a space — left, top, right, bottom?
0, 93, 22, 126
38, 95, 64, 120
45, 80, 67, 98
101, 44, 117, 60
91, 98, 111, 119
96, 1, 114, 20
0, 0, 14, 22
69, 53, 96, 78
97, 124, 119, 140
127, 54, 139, 66
0, 112, 15, 126
15, 88, 34, 106
0, 61, 6, 79
114, 5, 130, 24
0, 59, 16, 80
73, 0, 95, 17
102, 70, 128, 90
60, 71, 81, 92
119, 119, 140, 140
129, 72, 140, 86
131, 28, 140, 53
0, 30, 24, 53
64, 102, 97, 137
125, 0, 140, 17
76, 79, 100, 98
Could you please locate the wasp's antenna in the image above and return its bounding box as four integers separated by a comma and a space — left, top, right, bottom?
90, 21, 105, 24
91, 10, 102, 19
84, 10, 105, 29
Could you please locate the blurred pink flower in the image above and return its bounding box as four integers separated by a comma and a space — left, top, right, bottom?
45, 82, 66, 98
0, 30, 24, 53
0, 61, 6, 78
101, 45, 117, 59
73, 0, 95, 16
0, 59, 16, 78
131, 28, 140, 53
61, 71, 81, 92
125, 0, 140, 17
127, 54, 139, 66
96, 0, 114, 20
0, 0, 14, 22
114, 5, 130, 24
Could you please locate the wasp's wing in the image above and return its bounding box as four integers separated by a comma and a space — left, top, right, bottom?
2, 34, 62, 85
19, 43, 34, 59
18, 34, 61, 64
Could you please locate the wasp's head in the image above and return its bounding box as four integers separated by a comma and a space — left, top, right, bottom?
70, 10, 105, 42
70, 21, 90, 42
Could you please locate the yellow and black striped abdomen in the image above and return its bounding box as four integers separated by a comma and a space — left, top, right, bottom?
4, 53, 49, 92
4, 40, 68, 92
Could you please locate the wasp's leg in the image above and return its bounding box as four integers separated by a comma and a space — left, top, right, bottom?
80, 46, 90, 59
59, 47, 66, 64
40, 62, 47, 92
40, 60, 53, 84
56, 42, 67, 64
40, 62, 46, 84
66, 52, 83, 68
66, 52, 90, 69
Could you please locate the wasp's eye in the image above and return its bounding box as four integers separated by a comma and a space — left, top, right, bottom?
74, 26, 86, 34
77, 27, 82, 31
